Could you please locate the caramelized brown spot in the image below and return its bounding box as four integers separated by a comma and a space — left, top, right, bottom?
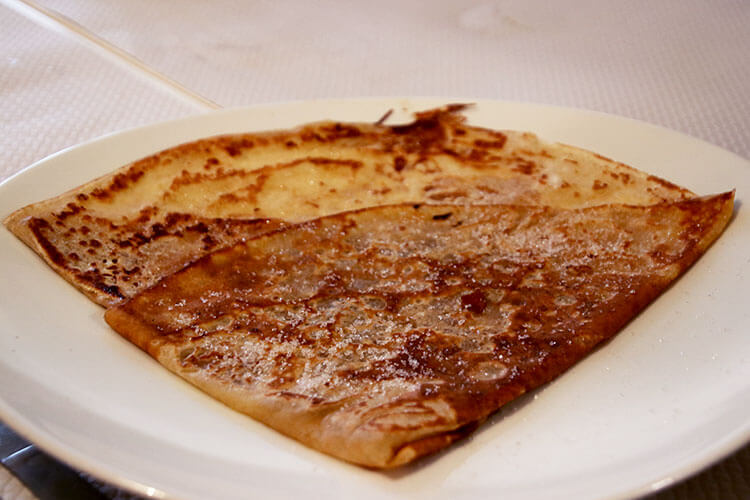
91, 167, 146, 200
324, 123, 363, 139
390, 113, 448, 152
394, 156, 407, 172
224, 138, 255, 157
187, 222, 209, 233
308, 157, 362, 169
511, 160, 536, 175
461, 290, 487, 314
204, 157, 220, 169
55, 202, 82, 220
432, 212, 453, 220
28, 218, 66, 267
202, 235, 217, 249
473, 136, 507, 149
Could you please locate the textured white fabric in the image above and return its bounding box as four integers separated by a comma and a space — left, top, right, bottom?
0, 5, 200, 181
35, 0, 750, 159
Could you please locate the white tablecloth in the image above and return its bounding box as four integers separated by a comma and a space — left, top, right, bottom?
2, 0, 748, 498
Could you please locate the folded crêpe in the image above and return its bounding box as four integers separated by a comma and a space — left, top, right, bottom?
106, 194, 733, 468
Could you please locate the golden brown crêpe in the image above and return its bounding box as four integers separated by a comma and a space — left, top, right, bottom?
4, 105, 692, 307
106, 193, 733, 468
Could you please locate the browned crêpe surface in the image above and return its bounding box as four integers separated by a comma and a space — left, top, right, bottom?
105, 193, 733, 468
4, 105, 693, 307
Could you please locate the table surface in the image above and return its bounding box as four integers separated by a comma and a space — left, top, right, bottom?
1, 0, 748, 498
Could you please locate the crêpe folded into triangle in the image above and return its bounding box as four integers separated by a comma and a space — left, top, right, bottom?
105, 192, 733, 468
4, 105, 693, 306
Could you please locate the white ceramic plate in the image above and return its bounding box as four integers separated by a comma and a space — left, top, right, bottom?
0, 99, 748, 500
